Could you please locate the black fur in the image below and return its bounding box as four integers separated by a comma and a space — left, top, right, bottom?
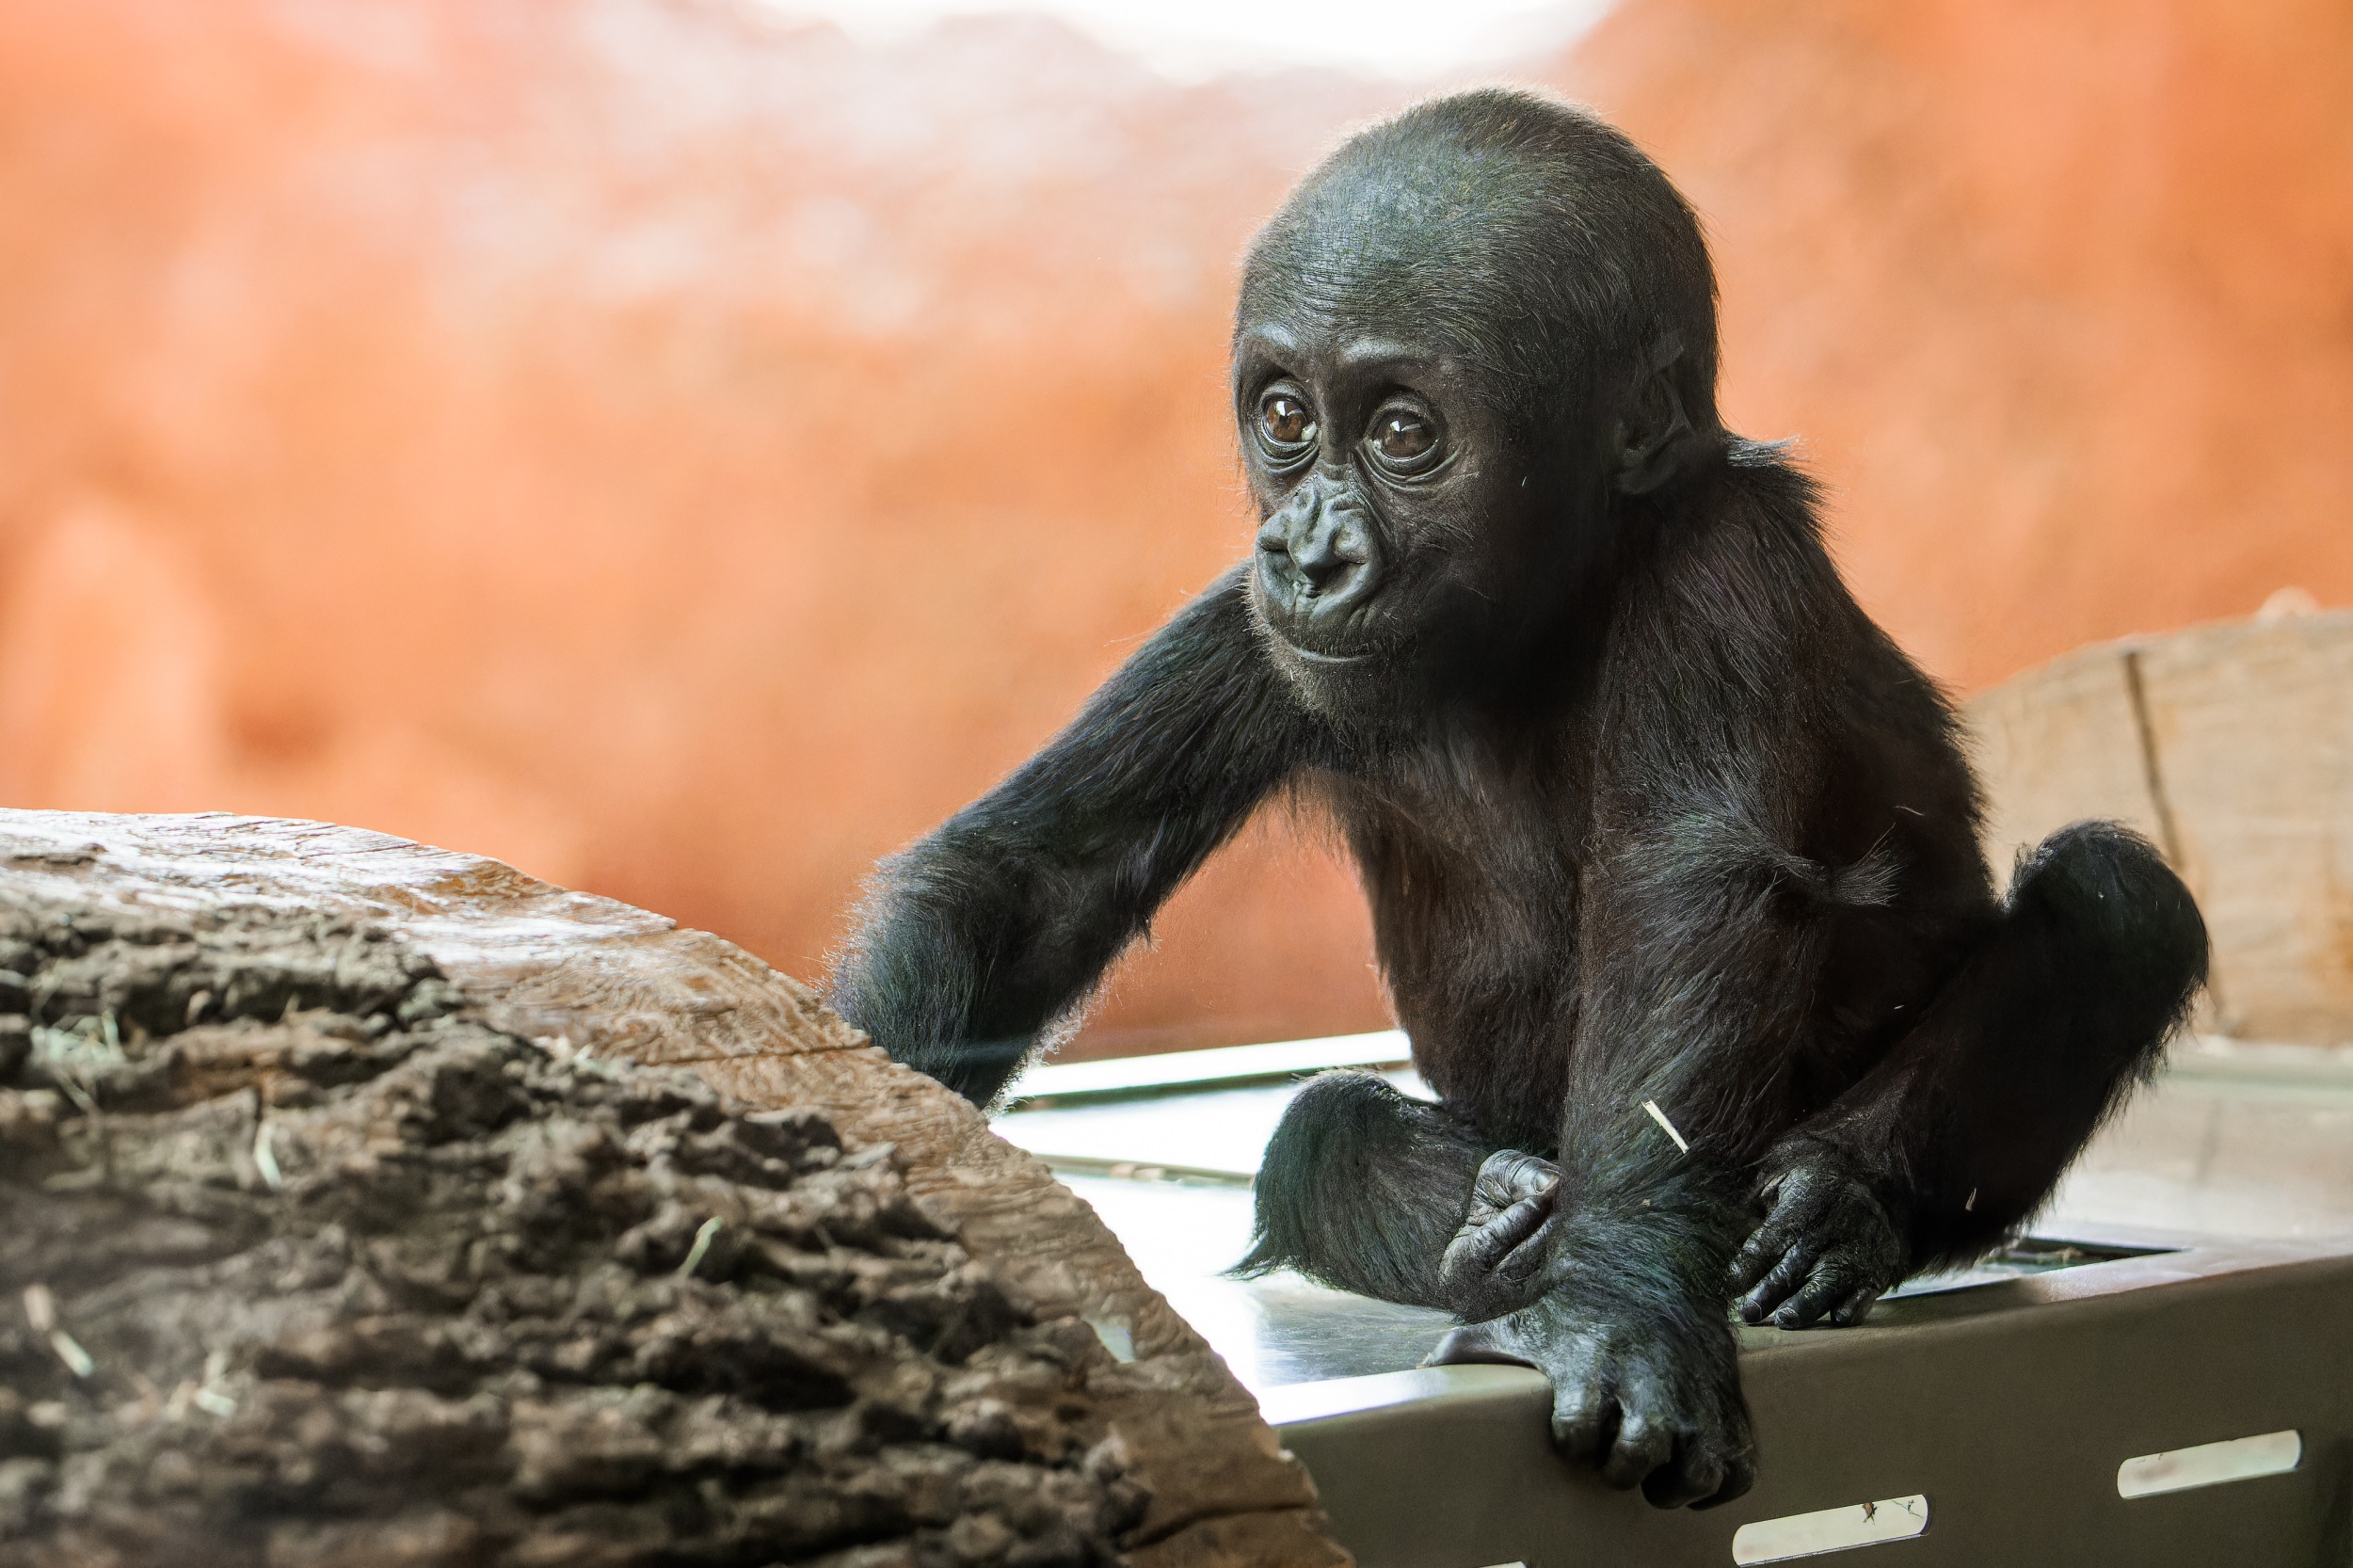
829, 88, 2208, 1510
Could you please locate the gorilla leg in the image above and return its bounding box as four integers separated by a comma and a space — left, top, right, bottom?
1737, 821, 2208, 1325
1907, 820, 2210, 1258
1240, 1070, 1549, 1311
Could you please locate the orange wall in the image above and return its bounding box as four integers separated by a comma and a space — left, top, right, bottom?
1, 0, 2348, 1058
1569, 0, 2353, 690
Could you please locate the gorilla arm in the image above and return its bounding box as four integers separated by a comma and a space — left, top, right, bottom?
1434, 505, 1865, 1509
827, 567, 1318, 1105
1433, 776, 1824, 1508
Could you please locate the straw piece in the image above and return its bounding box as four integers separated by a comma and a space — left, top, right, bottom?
678, 1216, 723, 1278
49, 1331, 95, 1379
1641, 1098, 1690, 1155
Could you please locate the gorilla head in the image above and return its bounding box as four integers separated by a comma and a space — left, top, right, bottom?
1234, 90, 1726, 723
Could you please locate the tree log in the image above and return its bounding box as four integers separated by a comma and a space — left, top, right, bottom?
0, 809, 1347, 1568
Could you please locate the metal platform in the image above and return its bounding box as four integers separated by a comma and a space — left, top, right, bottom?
996, 1034, 2353, 1567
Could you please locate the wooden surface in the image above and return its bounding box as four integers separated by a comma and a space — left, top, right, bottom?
1967, 608, 2353, 1044
0, 808, 1348, 1568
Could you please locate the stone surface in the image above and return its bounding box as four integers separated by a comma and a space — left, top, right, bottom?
0, 808, 1346, 1568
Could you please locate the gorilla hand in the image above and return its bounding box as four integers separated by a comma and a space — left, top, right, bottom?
1730, 1153, 1905, 1328
1428, 1288, 1754, 1509
1435, 1148, 1561, 1320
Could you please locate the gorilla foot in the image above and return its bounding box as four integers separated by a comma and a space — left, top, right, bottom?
1731, 1155, 1904, 1328
1426, 1292, 1754, 1509
1434, 1148, 1561, 1321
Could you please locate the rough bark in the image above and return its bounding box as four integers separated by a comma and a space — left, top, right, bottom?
0, 809, 1346, 1568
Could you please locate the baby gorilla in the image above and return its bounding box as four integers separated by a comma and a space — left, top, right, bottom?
831, 90, 2209, 1509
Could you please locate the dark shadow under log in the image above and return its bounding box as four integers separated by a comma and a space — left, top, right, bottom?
0, 809, 1347, 1568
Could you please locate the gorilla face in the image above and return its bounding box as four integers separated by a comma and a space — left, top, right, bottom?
1227, 95, 1727, 734
1233, 313, 1574, 727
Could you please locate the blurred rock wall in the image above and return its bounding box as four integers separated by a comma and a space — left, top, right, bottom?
1, 0, 2347, 1055
1566, 0, 2353, 690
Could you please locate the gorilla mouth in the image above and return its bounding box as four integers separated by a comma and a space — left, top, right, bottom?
1280, 641, 1377, 667
1245, 566, 1391, 669
1260, 621, 1399, 674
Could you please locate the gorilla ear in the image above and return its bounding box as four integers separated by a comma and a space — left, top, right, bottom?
1611, 333, 1705, 497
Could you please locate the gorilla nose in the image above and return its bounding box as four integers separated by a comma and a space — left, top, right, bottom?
1257, 496, 1378, 624
1292, 520, 1363, 590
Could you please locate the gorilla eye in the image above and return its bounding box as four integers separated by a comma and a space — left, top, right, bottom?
1257, 392, 1317, 456
1369, 408, 1438, 470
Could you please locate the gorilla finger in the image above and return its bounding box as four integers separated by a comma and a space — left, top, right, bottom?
1549, 1385, 1619, 1467
1693, 1447, 1759, 1511
1442, 1223, 1551, 1307
1771, 1263, 1861, 1329
1830, 1284, 1881, 1327
1495, 1220, 1561, 1288
1726, 1230, 1785, 1292
1728, 1228, 1788, 1292
1734, 1215, 1821, 1285
1447, 1214, 1522, 1278
1474, 1150, 1560, 1208
1488, 1193, 1554, 1253
1601, 1413, 1674, 1491
1641, 1437, 1723, 1510
1737, 1246, 1819, 1323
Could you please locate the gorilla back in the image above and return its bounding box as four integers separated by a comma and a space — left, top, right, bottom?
827, 89, 2208, 1510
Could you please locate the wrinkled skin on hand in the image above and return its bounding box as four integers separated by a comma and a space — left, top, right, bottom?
1435, 1148, 1562, 1322
1427, 1147, 1755, 1510
1730, 1153, 1906, 1329
1428, 1287, 1755, 1509
1424, 1142, 1900, 1505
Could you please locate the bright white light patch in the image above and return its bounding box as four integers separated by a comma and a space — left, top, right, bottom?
755, 0, 1613, 81
1731, 1495, 1929, 1564
2117, 1430, 2301, 1498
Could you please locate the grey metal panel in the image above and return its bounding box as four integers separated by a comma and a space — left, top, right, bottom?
996, 1036, 2353, 1562
1273, 1241, 2353, 1568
